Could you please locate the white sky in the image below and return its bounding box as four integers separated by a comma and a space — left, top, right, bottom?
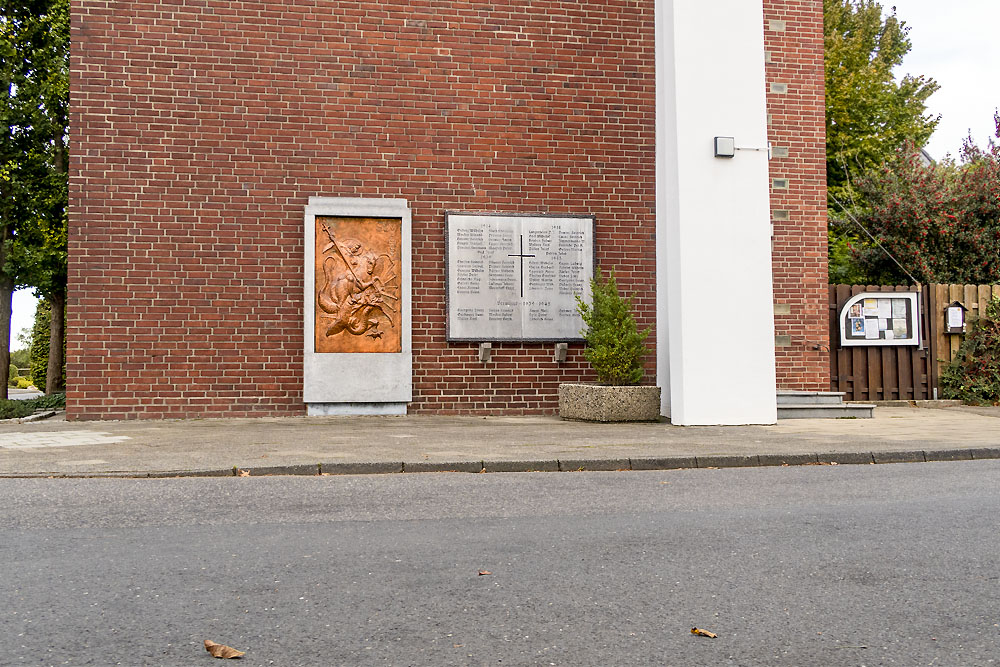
8, 0, 999, 350
891, 0, 1000, 159
11, 289, 36, 351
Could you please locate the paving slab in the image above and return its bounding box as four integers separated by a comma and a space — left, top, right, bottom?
0, 405, 998, 477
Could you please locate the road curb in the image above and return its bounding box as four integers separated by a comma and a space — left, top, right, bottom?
403, 460, 484, 474
758, 453, 820, 466
2, 447, 999, 479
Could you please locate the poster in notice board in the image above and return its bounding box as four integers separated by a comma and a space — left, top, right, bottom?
839, 292, 920, 347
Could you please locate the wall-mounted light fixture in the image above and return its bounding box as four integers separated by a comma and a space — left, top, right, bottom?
714, 136, 736, 158
478, 342, 492, 364
714, 137, 772, 159
553, 342, 568, 363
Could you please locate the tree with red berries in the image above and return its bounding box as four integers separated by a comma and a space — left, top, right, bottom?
846, 124, 1000, 285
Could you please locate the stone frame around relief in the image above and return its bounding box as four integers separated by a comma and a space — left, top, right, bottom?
444, 212, 596, 342
303, 198, 412, 412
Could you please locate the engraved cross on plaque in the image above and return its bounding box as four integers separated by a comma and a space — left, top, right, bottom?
507, 235, 535, 298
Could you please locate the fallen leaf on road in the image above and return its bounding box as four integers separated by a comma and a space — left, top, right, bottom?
691, 627, 717, 638
238, 469, 250, 477
204, 639, 245, 658
478, 570, 492, 576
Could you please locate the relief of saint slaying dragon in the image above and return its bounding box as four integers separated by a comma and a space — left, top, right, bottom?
316, 222, 399, 341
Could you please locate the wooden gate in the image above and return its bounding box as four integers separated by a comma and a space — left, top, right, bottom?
829, 284, 1000, 401
829, 284, 934, 401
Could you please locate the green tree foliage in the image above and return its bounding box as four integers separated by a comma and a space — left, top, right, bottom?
0, 0, 69, 398
825, 0, 940, 282
827, 229, 868, 284
10, 346, 29, 370
825, 0, 939, 203
27, 297, 62, 389
28, 298, 49, 388
575, 269, 651, 386
941, 297, 1000, 404
845, 133, 1000, 285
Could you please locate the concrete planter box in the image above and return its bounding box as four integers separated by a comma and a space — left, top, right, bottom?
558, 383, 662, 422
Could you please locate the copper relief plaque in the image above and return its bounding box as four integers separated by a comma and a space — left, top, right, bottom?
314, 216, 402, 353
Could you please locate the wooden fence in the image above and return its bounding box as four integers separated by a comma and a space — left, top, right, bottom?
828, 284, 1000, 401
930, 284, 1000, 367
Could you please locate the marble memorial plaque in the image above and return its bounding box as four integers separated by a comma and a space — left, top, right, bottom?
446, 213, 594, 341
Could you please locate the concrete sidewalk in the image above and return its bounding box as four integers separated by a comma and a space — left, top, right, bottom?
1, 404, 999, 478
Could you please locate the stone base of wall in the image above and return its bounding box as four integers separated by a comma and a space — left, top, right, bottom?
558, 383, 662, 422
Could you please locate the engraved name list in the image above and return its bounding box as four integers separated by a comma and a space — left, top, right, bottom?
446, 214, 594, 341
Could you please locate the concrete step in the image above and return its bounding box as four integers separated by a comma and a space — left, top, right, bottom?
777, 390, 847, 406
777, 403, 875, 419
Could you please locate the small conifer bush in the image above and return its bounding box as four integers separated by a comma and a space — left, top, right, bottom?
941, 297, 1000, 404
575, 268, 651, 385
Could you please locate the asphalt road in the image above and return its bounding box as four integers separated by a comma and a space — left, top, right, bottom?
1, 462, 998, 666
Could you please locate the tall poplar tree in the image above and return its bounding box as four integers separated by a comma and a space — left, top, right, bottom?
0, 0, 68, 397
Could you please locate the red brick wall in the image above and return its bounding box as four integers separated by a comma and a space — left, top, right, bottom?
68, 1, 657, 419
764, 0, 831, 391
68, 0, 827, 420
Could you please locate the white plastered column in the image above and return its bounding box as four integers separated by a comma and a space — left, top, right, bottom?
655, 0, 778, 425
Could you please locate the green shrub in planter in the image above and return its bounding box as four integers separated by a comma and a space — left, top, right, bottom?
941, 297, 1000, 404
575, 268, 651, 385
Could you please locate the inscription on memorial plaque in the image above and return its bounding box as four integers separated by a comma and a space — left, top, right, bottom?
314, 216, 402, 353
446, 213, 594, 341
